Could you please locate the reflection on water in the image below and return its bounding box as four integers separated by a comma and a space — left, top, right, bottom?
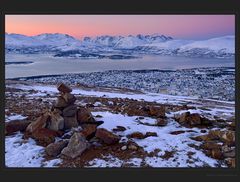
5, 53, 235, 79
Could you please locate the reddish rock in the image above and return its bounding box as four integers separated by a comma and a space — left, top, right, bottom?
81, 124, 97, 139
156, 118, 167, 126
45, 140, 69, 157
187, 113, 201, 125
209, 149, 223, 160
201, 141, 221, 150
176, 112, 203, 126
96, 128, 120, 145
32, 128, 59, 146
170, 130, 186, 135
177, 112, 190, 123
26, 113, 50, 133
61, 132, 88, 159
112, 126, 127, 132
220, 131, 235, 145
77, 107, 95, 123
5, 120, 31, 135
149, 106, 165, 118
57, 83, 72, 93
145, 132, 158, 137
127, 132, 145, 139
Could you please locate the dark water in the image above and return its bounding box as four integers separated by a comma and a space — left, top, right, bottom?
5, 53, 235, 79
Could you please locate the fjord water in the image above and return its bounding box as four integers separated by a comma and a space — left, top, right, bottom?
5, 54, 235, 79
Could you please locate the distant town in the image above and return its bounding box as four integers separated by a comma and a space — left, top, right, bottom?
15, 67, 235, 101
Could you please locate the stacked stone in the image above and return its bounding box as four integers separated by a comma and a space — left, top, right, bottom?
52, 83, 78, 130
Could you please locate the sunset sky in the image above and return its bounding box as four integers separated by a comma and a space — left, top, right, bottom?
5, 15, 235, 40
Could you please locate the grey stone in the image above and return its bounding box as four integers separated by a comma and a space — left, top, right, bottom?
63, 104, 77, 117
61, 132, 88, 159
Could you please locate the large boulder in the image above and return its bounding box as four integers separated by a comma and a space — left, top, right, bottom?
95, 128, 120, 145
45, 140, 69, 157
26, 113, 50, 133
5, 120, 31, 135
62, 104, 77, 117
48, 112, 64, 131
64, 116, 79, 130
61, 132, 89, 159
32, 128, 59, 146
57, 83, 72, 93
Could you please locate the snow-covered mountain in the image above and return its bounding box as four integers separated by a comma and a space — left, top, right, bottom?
5, 33, 235, 58
177, 36, 235, 58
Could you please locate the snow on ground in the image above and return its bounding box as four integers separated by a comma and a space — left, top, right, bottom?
5, 114, 28, 122
92, 111, 220, 167
87, 154, 123, 168
5, 132, 62, 168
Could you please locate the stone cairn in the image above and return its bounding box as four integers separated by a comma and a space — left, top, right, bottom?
23, 83, 120, 159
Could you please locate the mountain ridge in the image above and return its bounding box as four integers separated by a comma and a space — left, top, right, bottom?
5, 33, 235, 58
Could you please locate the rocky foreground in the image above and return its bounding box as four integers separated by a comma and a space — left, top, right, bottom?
5, 81, 235, 168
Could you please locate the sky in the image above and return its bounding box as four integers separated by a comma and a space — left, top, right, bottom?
5, 15, 235, 40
